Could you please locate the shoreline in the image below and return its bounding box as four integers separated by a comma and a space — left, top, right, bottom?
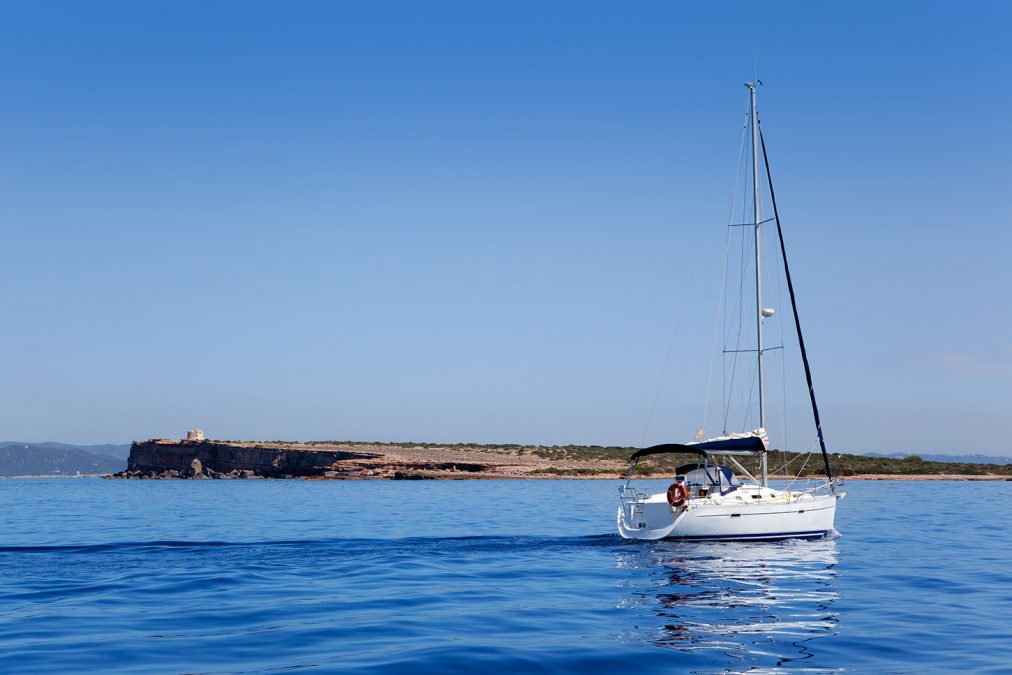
0, 473, 110, 479
4, 473, 1011, 481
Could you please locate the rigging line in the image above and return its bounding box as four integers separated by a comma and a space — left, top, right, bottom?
759, 123, 834, 483
770, 433, 817, 474
720, 104, 751, 434
721, 118, 750, 355
755, 144, 786, 466
703, 219, 734, 439
724, 103, 751, 355
721, 324, 726, 434
770, 444, 801, 475
644, 103, 748, 445
645, 105, 751, 447
725, 157, 756, 428
721, 230, 745, 354
723, 154, 753, 431
773, 211, 789, 455
639, 249, 702, 446
760, 168, 789, 455
770, 438, 817, 484
785, 440, 819, 490
705, 105, 750, 438
755, 170, 789, 459
742, 349, 759, 431
729, 217, 774, 227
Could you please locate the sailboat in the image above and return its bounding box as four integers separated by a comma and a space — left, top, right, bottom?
617, 83, 844, 541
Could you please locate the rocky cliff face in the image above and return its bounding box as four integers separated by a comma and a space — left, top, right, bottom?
106, 438, 626, 480
114, 440, 383, 479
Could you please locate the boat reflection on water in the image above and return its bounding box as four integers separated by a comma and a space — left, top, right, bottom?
614, 536, 839, 668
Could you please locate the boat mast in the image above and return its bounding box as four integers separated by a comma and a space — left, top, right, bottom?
747, 81, 768, 487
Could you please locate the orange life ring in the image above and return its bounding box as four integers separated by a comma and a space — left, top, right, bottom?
667, 482, 689, 508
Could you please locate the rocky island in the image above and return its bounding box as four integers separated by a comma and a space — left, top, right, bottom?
106, 433, 1012, 481
107, 437, 624, 480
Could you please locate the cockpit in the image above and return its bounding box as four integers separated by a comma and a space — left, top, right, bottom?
674, 462, 740, 496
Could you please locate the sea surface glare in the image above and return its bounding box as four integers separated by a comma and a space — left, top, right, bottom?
1, 479, 1010, 673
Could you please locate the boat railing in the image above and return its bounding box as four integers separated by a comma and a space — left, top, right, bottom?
618, 484, 647, 507
786, 478, 842, 499
619, 476, 841, 506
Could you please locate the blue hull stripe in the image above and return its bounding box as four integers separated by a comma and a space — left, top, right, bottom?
666, 529, 829, 541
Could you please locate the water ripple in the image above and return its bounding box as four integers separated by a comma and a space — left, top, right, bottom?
0, 478, 1009, 673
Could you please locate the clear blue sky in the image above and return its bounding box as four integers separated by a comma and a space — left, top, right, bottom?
1, 1, 1009, 455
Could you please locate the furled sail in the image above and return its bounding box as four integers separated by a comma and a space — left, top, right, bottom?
690, 428, 768, 452
629, 428, 768, 462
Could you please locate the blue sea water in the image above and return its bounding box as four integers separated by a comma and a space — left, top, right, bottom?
1, 479, 1010, 673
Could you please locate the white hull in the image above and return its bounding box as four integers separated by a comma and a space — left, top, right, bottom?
618, 485, 843, 541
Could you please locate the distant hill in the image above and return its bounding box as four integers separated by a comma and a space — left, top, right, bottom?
0, 441, 131, 460
862, 451, 1012, 465
0, 443, 126, 476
